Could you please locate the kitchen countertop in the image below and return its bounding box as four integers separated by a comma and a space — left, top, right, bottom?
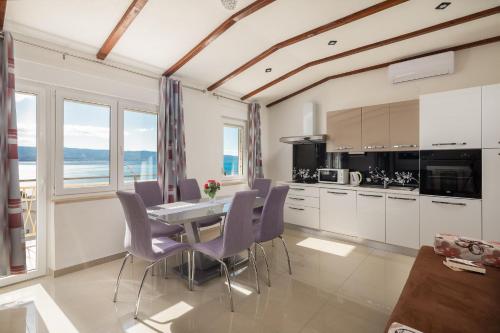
278, 181, 420, 196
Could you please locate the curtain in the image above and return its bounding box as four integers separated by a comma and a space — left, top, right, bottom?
0, 32, 26, 276
247, 102, 263, 187
158, 76, 186, 203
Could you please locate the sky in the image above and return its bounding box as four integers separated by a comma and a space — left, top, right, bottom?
224, 126, 240, 157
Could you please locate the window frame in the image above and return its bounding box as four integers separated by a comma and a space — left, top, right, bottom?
222, 118, 247, 182
118, 101, 158, 190
55, 89, 118, 195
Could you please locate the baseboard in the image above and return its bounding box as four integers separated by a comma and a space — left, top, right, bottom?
285, 224, 419, 257
53, 252, 127, 277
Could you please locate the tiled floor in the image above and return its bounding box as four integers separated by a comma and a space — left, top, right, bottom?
0, 227, 415, 333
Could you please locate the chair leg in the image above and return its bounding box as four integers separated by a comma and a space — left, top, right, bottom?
256, 243, 271, 287
279, 235, 292, 275
248, 248, 260, 294
113, 253, 131, 302
135, 261, 156, 319
186, 250, 192, 291
190, 251, 196, 290
217, 259, 234, 312
164, 258, 168, 279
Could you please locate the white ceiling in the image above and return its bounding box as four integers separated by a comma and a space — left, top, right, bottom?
5, 0, 500, 104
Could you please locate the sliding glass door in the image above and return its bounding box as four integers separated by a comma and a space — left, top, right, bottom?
0, 84, 47, 286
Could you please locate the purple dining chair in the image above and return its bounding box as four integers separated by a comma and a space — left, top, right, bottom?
134, 181, 184, 238
114, 191, 192, 319
251, 178, 272, 221
253, 185, 291, 287
190, 190, 260, 311
179, 178, 222, 229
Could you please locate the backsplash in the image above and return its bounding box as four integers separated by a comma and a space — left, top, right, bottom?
327, 151, 420, 187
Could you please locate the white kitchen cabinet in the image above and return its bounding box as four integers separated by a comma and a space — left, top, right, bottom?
386, 195, 420, 249
357, 192, 386, 242
420, 196, 481, 246
482, 149, 500, 241
420, 87, 481, 150
284, 204, 319, 229
288, 185, 319, 197
320, 188, 357, 236
482, 84, 500, 149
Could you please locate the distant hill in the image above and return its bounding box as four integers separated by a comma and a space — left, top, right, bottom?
18, 146, 157, 162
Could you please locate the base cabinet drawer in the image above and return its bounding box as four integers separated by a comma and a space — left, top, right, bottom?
286, 195, 319, 208
386, 195, 420, 249
284, 205, 319, 229
320, 188, 357, 236
420, 196, 481, 246
357, 192, 386, 242
287, 185, 320, 198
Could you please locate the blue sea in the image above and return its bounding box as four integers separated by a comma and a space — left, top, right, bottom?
223, 155, 239, 176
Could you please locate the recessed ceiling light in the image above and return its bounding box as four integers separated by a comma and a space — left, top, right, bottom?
328, 40, 337, 46
435, 2, 451, 10
265, 68, 272, 73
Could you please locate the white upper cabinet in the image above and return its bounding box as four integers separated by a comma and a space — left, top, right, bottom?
482, 84, 500, 149
420, 87, 481, 150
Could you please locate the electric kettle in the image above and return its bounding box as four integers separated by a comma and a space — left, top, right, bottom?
349, 171, 362, 186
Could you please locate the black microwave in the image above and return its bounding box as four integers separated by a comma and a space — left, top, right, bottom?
419, 149, 481, 199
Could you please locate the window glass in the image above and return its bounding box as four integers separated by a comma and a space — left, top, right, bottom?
223, 125, 243, 177
123, 110, 157, 183
63, 99, 111, 187
16, 93, 37, 185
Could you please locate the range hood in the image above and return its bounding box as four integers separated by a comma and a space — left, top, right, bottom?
279, 102, 327, 144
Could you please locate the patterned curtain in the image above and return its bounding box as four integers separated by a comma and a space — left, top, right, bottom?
0, 32, 26, 276
158, 77, 186, 203
247, 102, 263, 187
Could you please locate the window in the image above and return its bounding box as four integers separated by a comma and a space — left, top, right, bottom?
16, 93, 37, 185
55, 89, 157, 195
223, 119, 246, 179
55, 90, 117, 195
122, 109, 158, 183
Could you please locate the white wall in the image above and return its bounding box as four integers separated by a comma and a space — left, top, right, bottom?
14, 37, 250, 271
263, 43, 500, 182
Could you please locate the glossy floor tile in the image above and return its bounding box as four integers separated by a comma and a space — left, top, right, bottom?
0, 227, 415, 333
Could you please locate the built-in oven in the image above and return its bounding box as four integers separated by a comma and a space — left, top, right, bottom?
420, 149, 481, 199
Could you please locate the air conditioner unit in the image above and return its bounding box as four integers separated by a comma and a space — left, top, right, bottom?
388, 51, 455, 84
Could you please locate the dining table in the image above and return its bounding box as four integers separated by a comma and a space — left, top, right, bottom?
147, 195, 265, 284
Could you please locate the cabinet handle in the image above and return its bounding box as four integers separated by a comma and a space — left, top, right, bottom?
363, 145, 387, 149
359, 193, 384, 198
336, 146, 353, 150
288, 206, 304, 211
327, 191, 348, 195
388, 196, 416, 201
288, 197, 305, 201
393, 144, 417, 148
290, 187, 305, 191
431, 200, 466, 206
431, 142, 467, 146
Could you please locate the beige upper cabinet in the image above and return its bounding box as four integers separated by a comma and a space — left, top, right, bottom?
326, 108, 361, 152
389, 100, 419, 151
361, 104, 390, 151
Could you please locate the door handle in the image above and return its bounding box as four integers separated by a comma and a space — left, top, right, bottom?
431, 200, 466, 206
288, 206, 304, 211
327, 191, 348, 195
431, 142, 467, 146
359, 193, 383, 198
388, 196, 416, 201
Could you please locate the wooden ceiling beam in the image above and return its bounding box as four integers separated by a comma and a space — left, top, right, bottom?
163, 0, 275, 77
266, 36, 500, 108
207, 0, 408, 91
243, 6, 500, 100
96, 0, 148, 60
0, 0, 7, 30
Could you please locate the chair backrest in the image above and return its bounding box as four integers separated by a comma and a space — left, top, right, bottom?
257, 185, 289, 241
179, 178, 201, 201
134, 180, 163, 207
116, 191, 153, 260
221, 190, 258, 258
252, 178, 272, 199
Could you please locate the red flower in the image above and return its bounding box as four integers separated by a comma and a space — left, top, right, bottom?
208, 179, 215, 183
217, 182, 221, 186
204, 183, 209, 189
